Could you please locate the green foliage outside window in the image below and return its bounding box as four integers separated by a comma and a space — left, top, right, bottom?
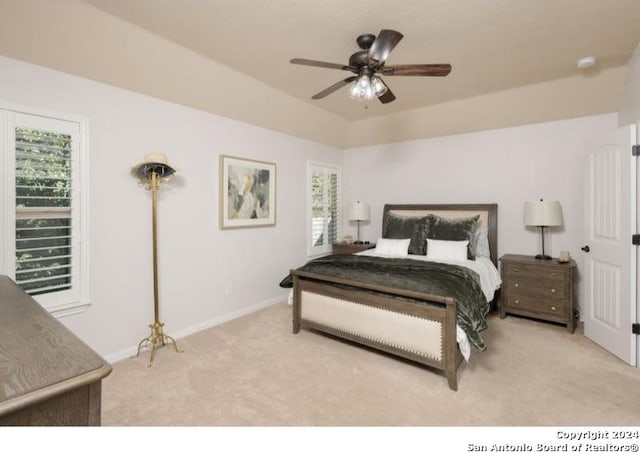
15, 127, 73, 295
311, 170, 339, 248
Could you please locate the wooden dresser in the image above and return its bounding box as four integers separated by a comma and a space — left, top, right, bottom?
0, 276, 112, 425
499, 254, 577, 333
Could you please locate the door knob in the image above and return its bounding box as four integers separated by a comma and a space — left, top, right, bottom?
581, 245, 590, 252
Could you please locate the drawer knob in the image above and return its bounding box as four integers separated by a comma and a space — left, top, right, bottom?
550, 288, 556, 293
514, 299, 520, 304
513, 268, 520, 272
551, 306, 557, 311
551, 272, 557, 276
514, 283, 519, 288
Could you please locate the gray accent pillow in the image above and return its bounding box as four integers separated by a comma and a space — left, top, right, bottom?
382, 213, 429, 255
426, 214, 480, 260
472, 227, 491, 258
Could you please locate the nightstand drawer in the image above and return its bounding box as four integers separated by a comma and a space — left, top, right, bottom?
503, 293, 568, 317
505, 263, 568, 281
504, 277, 568, 299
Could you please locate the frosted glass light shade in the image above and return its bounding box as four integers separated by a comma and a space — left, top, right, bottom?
371, 76, 387, 97
348, 75, 387, 101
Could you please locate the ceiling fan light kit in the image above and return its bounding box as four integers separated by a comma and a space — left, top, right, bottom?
348, 73, 387, 101
291, 29, 452, 104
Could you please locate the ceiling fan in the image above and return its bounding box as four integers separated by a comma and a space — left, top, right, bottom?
290, 29, 451, 104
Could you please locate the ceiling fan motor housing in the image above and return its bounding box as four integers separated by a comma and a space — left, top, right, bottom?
349, 50, 370, 68
350, 34, 377, 68
356, 33, 376, 49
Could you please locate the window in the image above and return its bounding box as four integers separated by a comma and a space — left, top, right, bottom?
1, 108, 89, 316
308, 162, 341, 256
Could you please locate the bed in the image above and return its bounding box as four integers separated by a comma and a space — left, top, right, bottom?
283, 203, 499, 391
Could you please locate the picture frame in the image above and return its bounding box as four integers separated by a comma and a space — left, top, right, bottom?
219, 155, 276, 229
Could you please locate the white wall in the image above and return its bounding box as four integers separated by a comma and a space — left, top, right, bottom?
342, 113, 619, 315
0, 56, 341, 361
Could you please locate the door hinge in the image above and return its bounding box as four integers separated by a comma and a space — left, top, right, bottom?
633, 234, 640, 245
633, 323, 640, 335
633, 144, 640, 156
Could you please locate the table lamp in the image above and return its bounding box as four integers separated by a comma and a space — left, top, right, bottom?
348, 201, 370, 244
524, 199, 563, 260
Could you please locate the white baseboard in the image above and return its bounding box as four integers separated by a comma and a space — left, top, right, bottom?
104, 296, 286, 364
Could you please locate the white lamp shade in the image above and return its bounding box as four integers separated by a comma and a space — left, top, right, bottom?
348, 201, 370, 221
523, 200, 563, 226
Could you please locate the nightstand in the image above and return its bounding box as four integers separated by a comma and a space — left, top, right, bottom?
332, 242, 376, 255
499, 254, 576, 333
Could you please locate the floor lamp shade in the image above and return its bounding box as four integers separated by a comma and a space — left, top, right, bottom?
524, 199, 563, 259
348, 201, 369, 244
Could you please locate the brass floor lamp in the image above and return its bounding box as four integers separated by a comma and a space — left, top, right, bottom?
133, 153, 181, 366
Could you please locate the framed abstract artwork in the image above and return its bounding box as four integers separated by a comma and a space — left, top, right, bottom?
219, 155, 276, 229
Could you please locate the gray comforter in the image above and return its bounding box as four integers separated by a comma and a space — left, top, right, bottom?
280, 254, 490, 351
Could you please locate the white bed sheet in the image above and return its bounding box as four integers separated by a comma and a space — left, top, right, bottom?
287, 252, 502, 361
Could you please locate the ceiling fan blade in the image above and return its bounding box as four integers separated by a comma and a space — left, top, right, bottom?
377, 80, 396, 104
290, 58, 356, 72
311, 76, 357, 99
366, 29, 403, 66
381, 64, 452, 76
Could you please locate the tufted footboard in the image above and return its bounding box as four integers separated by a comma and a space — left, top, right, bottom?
291, 271, 463, 390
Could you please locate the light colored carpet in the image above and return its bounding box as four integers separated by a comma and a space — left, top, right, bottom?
102, 302, 640, 426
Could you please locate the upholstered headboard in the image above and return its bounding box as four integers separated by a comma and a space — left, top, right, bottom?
382, 204, 498, 267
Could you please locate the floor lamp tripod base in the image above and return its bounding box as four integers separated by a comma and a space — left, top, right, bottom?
136, 321, 181, 367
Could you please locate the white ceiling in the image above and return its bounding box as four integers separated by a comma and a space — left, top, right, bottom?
85, 0, 640, 121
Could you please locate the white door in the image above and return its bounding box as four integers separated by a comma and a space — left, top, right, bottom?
584, 124, 637, 365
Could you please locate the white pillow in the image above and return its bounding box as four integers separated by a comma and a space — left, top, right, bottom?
373, 238, 411, 257
426, 238, 469, 262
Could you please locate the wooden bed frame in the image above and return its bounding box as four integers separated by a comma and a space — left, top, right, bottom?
291, 203, 498, 391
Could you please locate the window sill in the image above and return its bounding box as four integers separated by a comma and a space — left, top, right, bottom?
48, 301, 92, 319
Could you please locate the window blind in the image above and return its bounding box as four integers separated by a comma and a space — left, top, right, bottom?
310, 164, 341, 254
14, 127, 73, 296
